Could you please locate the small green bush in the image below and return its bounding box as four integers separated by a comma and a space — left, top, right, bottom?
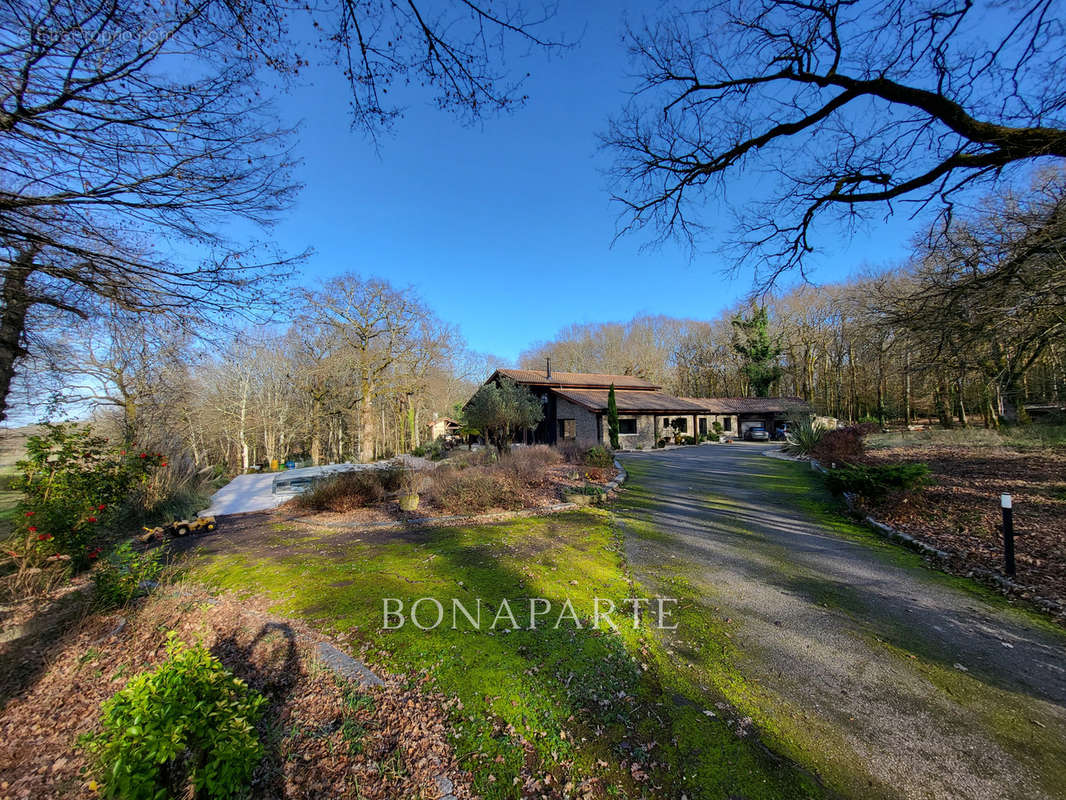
583, 446, 614, 468
92, 542, 164, 608
712, 421, 723, 435
412, 437, 449, 461
572, 484, 606, 496
682, 435, 697, 445
83, 633, 265, 800
824, 463, 933, 500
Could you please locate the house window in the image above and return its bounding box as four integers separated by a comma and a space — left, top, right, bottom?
698, 418, 707, 436
618, 418, 637, 435
722, 417, 732, 431
673, 417, 688, 433
558, 419, 576, 440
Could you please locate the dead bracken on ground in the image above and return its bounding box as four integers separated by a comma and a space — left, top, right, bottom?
0, 586, 472, 800
288, 446, 618, 525
861, 444, 1066, 616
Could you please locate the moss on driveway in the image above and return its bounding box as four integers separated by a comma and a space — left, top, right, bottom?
617, 447, 1066, 800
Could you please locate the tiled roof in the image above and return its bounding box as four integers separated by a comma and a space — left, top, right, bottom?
494, 369, 660, 390
553, 388, 708, 414
682, 396, 808, 414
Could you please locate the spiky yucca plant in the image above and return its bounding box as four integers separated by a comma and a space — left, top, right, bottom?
783, 417, 826, 455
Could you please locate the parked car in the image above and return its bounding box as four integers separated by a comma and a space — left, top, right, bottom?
744, 426, 770, 441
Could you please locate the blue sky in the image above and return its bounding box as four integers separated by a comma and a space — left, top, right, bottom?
267, 1, 920, 364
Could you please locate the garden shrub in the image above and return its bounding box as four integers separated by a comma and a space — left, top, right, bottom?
824, 463, 933, 501
810, 426, 864, 463
583, 446, 614, 468
294, 467, 404, 512
426, 466, 523, 514
783, 417, 826, 456
92, 542, 164, 609
296, 471, 383, 511
682, 435, 697, 445
82, 632, 266, 800
554, 441, 586, 464
412, 437, 449, 461
13, 424, 164, 569
502, 445, 561, 484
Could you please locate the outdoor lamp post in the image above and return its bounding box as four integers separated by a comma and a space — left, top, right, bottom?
1001, 494, 1015, 578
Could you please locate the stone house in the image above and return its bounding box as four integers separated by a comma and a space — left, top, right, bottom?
474, 365, 807, 450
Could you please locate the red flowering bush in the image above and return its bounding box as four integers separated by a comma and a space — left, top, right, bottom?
12, 424, 164, 570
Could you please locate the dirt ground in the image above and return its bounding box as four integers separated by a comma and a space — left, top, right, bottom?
0, 586, 472, 800
862, 445, 1066, 614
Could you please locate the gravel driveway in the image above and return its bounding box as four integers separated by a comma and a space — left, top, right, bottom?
616, 443, 1066, 800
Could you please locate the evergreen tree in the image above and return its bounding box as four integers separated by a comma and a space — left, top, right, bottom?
731, 306, 783, 397
607, 384, 620, 449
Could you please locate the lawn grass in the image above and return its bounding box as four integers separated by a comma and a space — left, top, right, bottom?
188, 510, 825, 799
867, 423, 1066, 451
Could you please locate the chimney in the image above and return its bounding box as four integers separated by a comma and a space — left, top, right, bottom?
546, 357, 552, 379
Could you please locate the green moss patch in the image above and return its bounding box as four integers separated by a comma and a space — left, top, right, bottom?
187, 509, 824, 799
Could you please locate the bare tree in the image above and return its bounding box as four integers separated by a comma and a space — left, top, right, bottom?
326, 0, 567, 135
0, 0, 303, 419
0, 0, 564, 421
607, 0, 1066, 286
303, 274, 453, 462
876, 168, 1066, 420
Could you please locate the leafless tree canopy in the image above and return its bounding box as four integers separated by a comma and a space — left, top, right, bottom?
0, 0, 562, 420
0, 1, 305, 418
874, 167, 1066, 416
606, 0, 1066, 286
326, 0, 566, 134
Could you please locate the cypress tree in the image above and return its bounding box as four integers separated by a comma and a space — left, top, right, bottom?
607, 384, 620, 449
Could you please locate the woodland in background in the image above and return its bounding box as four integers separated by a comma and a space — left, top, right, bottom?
524, 170, 1066, 428
13, 273, 495, 474
8, 167, 1062, 474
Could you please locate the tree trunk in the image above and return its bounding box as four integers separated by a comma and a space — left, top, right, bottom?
310, 395, 322, 465
903, 350, 912, 425
359, 383, 374, 462
0, 250, 36, 421
935, 378, 953, 428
